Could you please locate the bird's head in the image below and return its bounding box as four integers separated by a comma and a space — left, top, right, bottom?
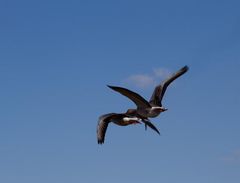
153, 106, 168, 112
160, 106, 168, 112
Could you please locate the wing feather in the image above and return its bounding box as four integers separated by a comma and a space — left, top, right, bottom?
97, 113, 115, 144
149, 66, 189, 106
108, 85, 151, 108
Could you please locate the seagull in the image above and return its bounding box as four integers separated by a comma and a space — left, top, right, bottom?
97, 113, 160, 144
107, 65, 189, 119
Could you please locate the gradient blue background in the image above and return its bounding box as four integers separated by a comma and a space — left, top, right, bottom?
0, 0, 240, 182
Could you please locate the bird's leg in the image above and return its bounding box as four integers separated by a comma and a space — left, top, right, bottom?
142, 118, 150, 130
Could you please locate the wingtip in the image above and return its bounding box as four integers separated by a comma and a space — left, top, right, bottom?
107, 85, 124, 93
107, 85, 115, 89
155, 128, 160, 135
182, 65, 189, 72
98, 140, 104, 145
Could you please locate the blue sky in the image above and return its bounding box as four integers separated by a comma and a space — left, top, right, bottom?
0, 0, 240, 182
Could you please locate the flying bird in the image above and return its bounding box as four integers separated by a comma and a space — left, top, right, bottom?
107, 65, 189, 119
97, 113, 160, 144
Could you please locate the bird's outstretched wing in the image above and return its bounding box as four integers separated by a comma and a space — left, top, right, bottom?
97, 113, 115, 144
107, 85, 151, 108
149, 66, 189, 106
142, 119, 160, 135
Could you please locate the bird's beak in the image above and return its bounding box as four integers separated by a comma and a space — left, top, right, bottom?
160, 107, 168, 112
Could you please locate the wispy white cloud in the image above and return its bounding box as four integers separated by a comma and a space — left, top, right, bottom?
126, 74, 155, 88
221, 149, 240, 163
125, 67, 171, 88
153, 68, 171, 78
